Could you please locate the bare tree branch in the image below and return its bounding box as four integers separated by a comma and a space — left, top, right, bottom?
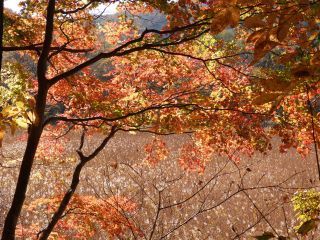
37, 126, 117, 240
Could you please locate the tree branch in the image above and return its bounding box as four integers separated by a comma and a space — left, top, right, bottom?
48, 19, 210, 86
0, 0, 4, 81
55, 0, 100, 14
38, 126, 117, 240
44, 103, 269, 127
2, 45, 93, 53
306, 84, 320, 181
1, 1, 56, 239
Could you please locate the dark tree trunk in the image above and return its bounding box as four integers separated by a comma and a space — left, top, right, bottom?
1, 1, 55, 239
0, 0, 4, 78
1, 117, 46, 240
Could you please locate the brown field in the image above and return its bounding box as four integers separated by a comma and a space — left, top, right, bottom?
0, 132, 319, 239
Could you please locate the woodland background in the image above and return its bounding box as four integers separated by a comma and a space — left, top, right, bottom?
0, 0, 320, 239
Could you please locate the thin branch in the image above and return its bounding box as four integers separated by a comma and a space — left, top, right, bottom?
55, 0, 100, 14
37, 126, 117, 240
231, 204, 282, 239
161, 161, 229, 210
0, 0, 4, 81
242, 189, 279, 237
306, 84, 320, 181
48, 19, 210, 86
44, 103, 269, 127
149, 189, 162, 240
2, 45, 93, 53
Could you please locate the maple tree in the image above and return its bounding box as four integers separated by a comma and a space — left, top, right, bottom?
0, 0, 319, 239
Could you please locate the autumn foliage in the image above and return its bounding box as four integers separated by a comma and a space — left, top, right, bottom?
0, 0, 319, 239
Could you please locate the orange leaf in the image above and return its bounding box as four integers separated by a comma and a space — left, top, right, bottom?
244, 15, 266, 28
0, 130, 4, 148
277, 22, 290, 42
311, 52, 320, 66
227, 6, 240, 27
278, 52, 298, 64
246, 29, 267, 43
250, 39, 278, 65
259, 78, 291, 91
210, 6, 240, 35
252, 93, 281, 105
291, 65, 314, 78
210, 9, 229, 35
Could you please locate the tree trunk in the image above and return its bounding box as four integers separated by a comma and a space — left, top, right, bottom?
0, 0, 4, 78
1, 115, 46, 240
1, 1, 55, 239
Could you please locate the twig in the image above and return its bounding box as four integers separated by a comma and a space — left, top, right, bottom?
306, 84, 320, 181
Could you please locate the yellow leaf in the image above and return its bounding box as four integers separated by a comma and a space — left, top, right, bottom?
309, 31, 319, 41
15, 117, 29, 129
1, 106, 18, 118
16, 101, 25, 109
27, 111, 36, 122
123, 92, 140, 101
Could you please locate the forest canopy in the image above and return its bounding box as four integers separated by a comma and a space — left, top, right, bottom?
0, 0, 319, 239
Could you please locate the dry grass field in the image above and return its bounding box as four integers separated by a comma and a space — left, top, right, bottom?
1, 132, 319, 239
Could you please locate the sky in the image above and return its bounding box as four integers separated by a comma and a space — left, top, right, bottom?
4, 0, 118, 14
4, 0, 20, 11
